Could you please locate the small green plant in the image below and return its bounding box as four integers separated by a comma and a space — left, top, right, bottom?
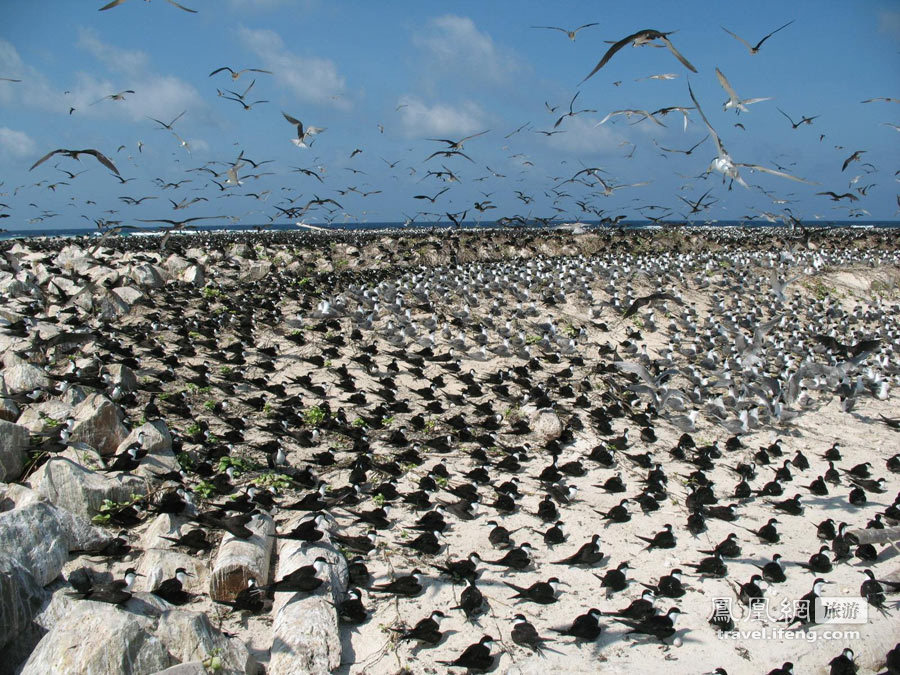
423, 418, 437, 433
91, 494, 143, 525
434, 475, 449, 489
43, 416, 60, 428
201, 286, 222, 299
372, 493, 386, 508
297, 277, 311, 288
381, 415, 396, 427
193, 480, 216, 499
525, 334, 542, 345
252, 473, 293, 491
185, 423, 201, 437
352, 417, 368, 428
205, 433, 220, 444
176, 452, 194, 471
217, 456, 254, 474
303, 405, 327, 427
202, 647, 223, 673
804, 279, 832, 301
219, 366, 232, 375
204, 400, 217, 411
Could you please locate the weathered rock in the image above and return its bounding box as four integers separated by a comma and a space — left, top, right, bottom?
268, 516, 347, 675
53, 245, 90, 270
94, 289, 132, 320
229, 243, 251, 259
15, 399, 75, 433
116, 421, 179, 483
0, 500, 68, 585
1, 353, 51, 394
128, 263, 165, 289
530, 407, 562, 442
155, 610, 255, 674
181, 265, 204, 286
134, 547, 207, 597
35, 454, 146, 520
0, 554, 47, 658
0, 397, 18, 422
69, 393, 129, 455
106, 363, 139, 393
244, 261, 271, 281
112, 285, 144, 306
20, 600, 171, 675
208, 513, 274, 602
0, 419, 28, 481
1, 483, 111, 554
150, 663, 207, 675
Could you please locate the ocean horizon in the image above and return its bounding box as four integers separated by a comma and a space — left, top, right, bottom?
2, 218, 898, 241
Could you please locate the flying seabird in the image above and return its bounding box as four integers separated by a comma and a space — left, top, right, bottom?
688, 82, 814, 188
532, 23, 599, 41
30, 148, 120, 176
209, 66, 272, 79
715, 68, 772, 112
99, 0, 197, 12
582, 29, 697, 83
722, 20, 794, 54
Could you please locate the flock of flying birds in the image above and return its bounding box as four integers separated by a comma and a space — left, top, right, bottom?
1, 7, 897, 233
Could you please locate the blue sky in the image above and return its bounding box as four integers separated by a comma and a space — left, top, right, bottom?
1, 0, 898, 230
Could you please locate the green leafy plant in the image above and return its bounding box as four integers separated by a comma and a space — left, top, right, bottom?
303, 405, 327, 427
185, 423, 202, 437
204, 400, 217, 411
202, 647, 223, 673
217, 456, 254, 474
252, 473, 293, 491
193, 480, 216, 499
91, 494, 143, 525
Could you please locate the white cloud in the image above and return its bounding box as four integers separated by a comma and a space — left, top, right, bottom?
413, 15, 520, 84
538, 116, 624, 154
67, 71, 205, 123
396, 95, 487, 138
0, 40, 59, 111
237, 26, 348, 107
0, 127, 36, 157
77, 27, 149, 78
0, 36, 204, 124
878, 9, 900, 38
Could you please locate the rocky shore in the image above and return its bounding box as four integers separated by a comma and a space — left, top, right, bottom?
1, 227, 899, 675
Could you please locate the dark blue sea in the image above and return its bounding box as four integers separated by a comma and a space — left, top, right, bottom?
1, 219, 897, 241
